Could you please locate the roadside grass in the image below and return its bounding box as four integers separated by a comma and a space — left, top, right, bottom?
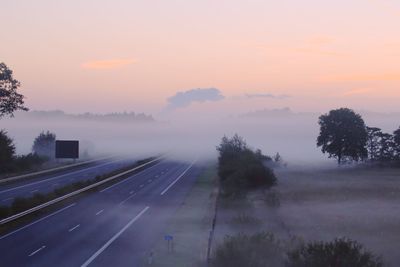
147, 164, 218, 267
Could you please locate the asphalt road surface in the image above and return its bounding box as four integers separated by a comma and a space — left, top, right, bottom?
0, 158, 138, 206
0, 159, 200, 266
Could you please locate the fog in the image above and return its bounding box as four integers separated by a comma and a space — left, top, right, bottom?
1, 108, 399, 165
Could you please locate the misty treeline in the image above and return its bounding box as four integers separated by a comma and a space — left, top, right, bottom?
19, 110, 154, 123
0, 130, 57, 174
216, 134, 277, 197
317, 108, 400, 165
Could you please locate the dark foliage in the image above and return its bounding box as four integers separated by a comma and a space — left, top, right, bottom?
287, 238, 383, 267
317, 108, 368, 164
0, 62, 28, 118
0, 130, 15, 172
217, 134, 276, 197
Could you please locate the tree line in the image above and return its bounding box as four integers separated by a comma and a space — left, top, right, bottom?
317, 108, 400, 165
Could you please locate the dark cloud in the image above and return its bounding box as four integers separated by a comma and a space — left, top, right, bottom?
245, 93, 291, 99
166, 88, 224, 110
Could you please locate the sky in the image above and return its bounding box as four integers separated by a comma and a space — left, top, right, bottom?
2, 0, 400, 115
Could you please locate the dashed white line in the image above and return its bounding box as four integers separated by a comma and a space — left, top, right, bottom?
81, 206, 150, 267
1, 197, 13, 202
31, 190, 39, 194
148, 179, 152, 183
140, 184, 144, 188
160, 161, 195, 196
0, 203, 76, 240
95, 209, 104, 216
68, 224, 80, 232
129, 191, 135, 195
99, 163, 162, 193
28, 245, 46, 257
119, 193, 136, 205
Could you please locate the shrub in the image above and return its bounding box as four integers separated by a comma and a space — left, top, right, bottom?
287, 238, 383, 267
216, 134, 277, 197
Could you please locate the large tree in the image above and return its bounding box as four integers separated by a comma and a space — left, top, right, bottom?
0, 62, 28, 118
317, 108, 368, 164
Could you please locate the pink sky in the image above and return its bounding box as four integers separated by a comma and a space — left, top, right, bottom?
2, 0, 400, 115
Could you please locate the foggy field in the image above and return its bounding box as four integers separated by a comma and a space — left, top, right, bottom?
213, 166, 400, 266
275, 167, 400, 264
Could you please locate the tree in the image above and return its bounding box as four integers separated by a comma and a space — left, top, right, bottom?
32, 131, 56, 159
317, 108, 368, 164
394, 127, 400, 160
366, 127, 382, 162
0, 130, 16, 172
376, 132, 394, 162
0, 63, 28, 118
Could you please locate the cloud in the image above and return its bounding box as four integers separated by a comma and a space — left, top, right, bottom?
245, 93, 291, 99
81, 59, 135, 69
166, 88, 224, 110
341, 88, 374, 96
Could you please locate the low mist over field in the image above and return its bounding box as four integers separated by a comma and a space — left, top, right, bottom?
2, 108, 399, 164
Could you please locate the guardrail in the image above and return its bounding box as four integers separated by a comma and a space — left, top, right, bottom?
0, 156, 114, 184
0, 157, 162, 225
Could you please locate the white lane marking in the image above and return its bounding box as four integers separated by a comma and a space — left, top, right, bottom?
69, 224, 80, 232
1, 197, 13, 202
31, 189, 39, 193
51, 183, 59, 187
0, 203, 76, 240
28, 245, 46, 257
119, 193, 137, 205
148, 179, 152, 183
129, 191, 135, 195
0, 159, 125, 195
140, 184, 144, 188
95, 209, 104, 216
99, 163, 162, 193
155, 175, 159, 178
160, 162, 195, 196
81, 206, 150, 267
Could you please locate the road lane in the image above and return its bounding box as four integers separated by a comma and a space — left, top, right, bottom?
0, 158, 139, 206
0, 159, 200, 267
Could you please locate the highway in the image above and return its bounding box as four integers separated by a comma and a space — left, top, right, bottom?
0, 159, 200, 266
0, 158, 139, 206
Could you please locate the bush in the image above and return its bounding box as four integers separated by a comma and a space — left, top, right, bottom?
216, 134, 277, 197
0, 130, 16, 172
287, 238, 383, 267
231, 213, 261, 226
212, 232, 284, 267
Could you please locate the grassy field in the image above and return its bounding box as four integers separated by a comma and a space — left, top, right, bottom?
145, 164, 219, 267
213, 165, 400, 267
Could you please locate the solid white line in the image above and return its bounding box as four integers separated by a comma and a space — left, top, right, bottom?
68, 224, 80, 232
99, 163, 162, 193
81, 206, 150, 267
0, 159, 124, 195
95, 209, 104, 216
28, 245, 46, 257
160, 162, 195, 195
0, 203, 77, 240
